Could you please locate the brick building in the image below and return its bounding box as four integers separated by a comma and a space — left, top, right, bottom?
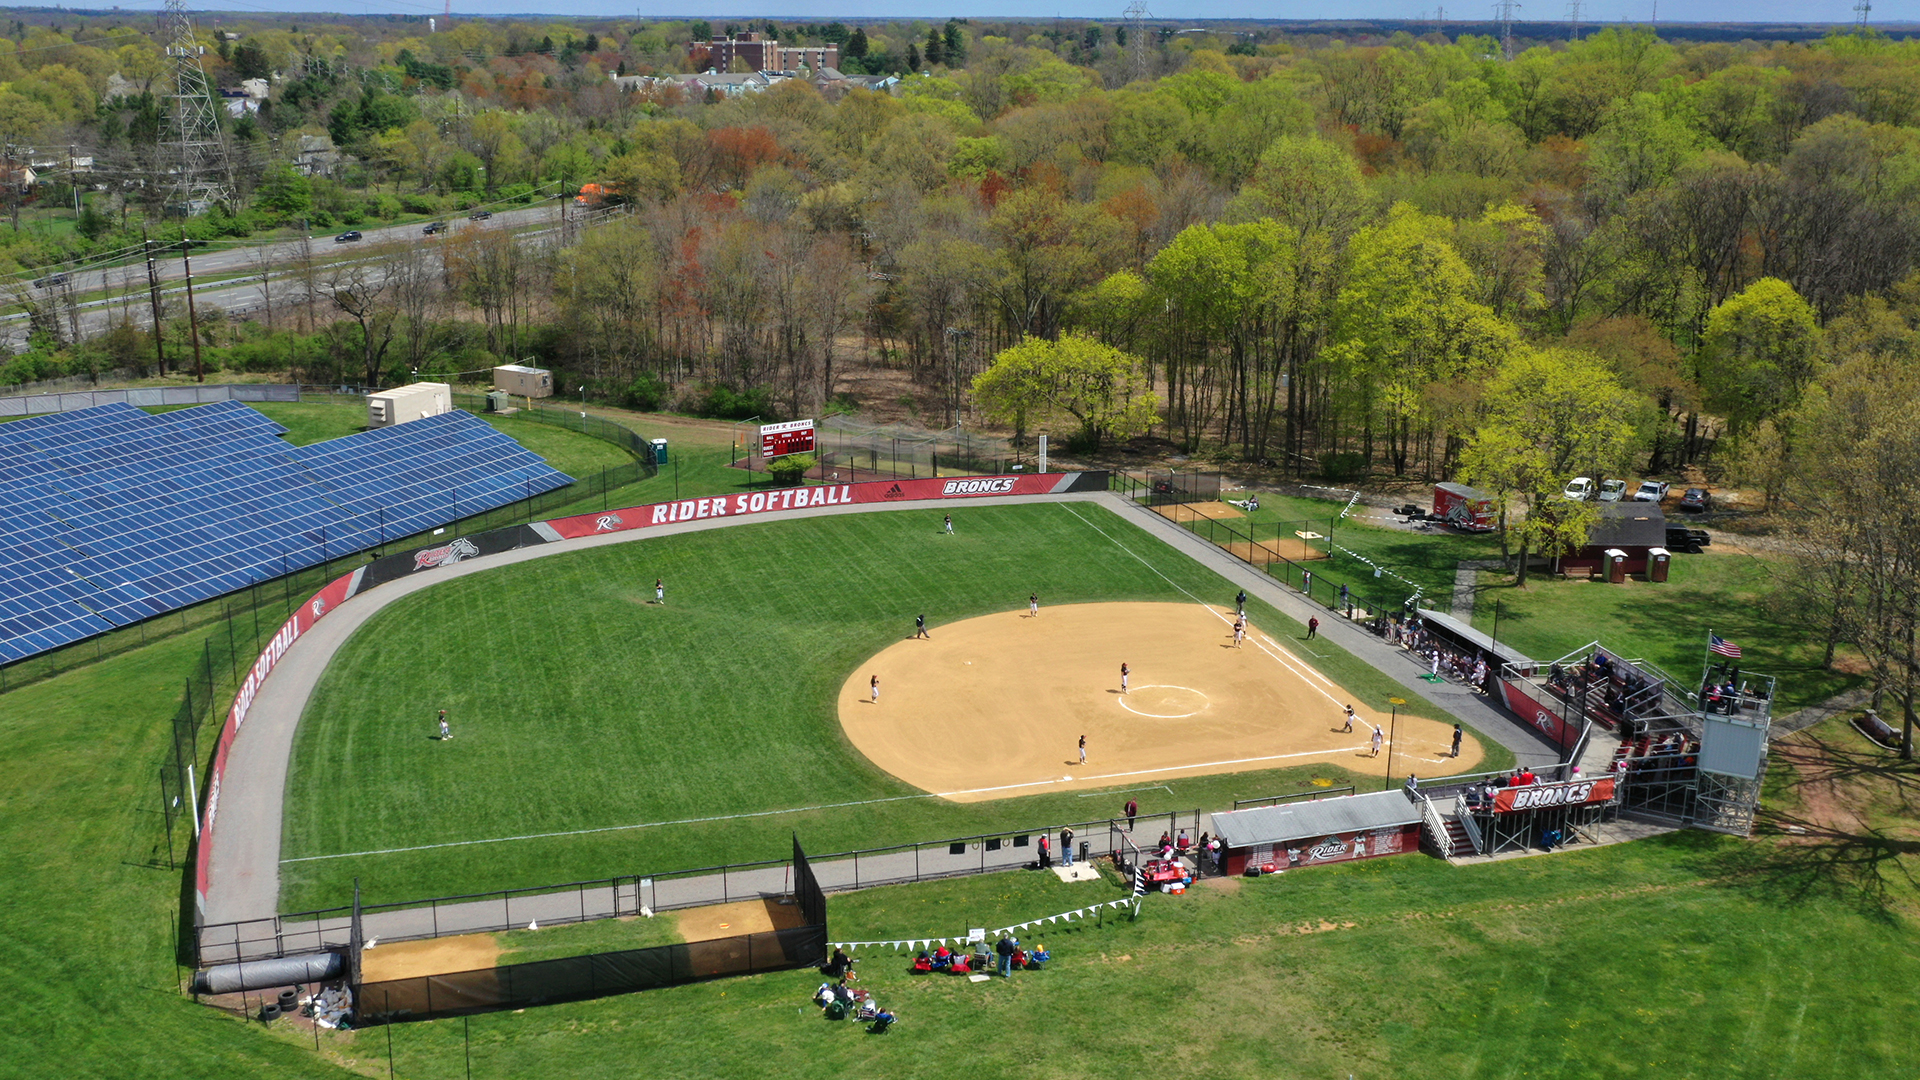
691, 32, 838, 73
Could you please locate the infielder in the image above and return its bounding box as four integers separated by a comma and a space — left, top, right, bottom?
1233, 617, 1245, 648
915, 614, 930, 639
1078, 735, 1087, 764
1120, 662, 1129, 693
871, 675, 880, 704
1370, 724, 1383, 757
1029, 592, 1039, 617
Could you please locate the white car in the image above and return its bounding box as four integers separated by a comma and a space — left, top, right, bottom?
1598, 479, 1629, 502
1632, 480, 1670, 502
1563, 477, 1594, 500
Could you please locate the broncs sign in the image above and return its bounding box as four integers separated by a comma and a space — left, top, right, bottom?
760, 419, 816, 457
1492, 776, 1617, 813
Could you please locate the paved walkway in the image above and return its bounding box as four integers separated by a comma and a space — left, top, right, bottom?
200, 488, 1565, 962
1451, 560, 1505, 622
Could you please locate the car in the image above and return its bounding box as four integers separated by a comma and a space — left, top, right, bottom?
1598, 478, 1629, 502
33, 273, 69, 288
1678, 488, 1712, 512
1632, 480, 1669, 502
468, 209, 493, 221
1563, 477, 1594, 501
1665, 526, 1711, 554
334, 230, 363, 243
422, 221, 448, 235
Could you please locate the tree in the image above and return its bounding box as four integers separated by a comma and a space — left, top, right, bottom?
1698, 276, 1821, 439
323, 249, 401, 388
1458, 346, 1639, 583
846, 28, 869, 59
971, 333, 1160, 452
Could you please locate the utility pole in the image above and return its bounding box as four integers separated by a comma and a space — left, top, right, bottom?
161, 0, 233, 215
1493, 0, 1519, 60
143, 230, 167, 376
1567, 0, 1582, 41
180, 240, 205, 383
1122, 0, 1153, 83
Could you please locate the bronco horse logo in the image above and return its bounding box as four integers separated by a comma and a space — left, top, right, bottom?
412, 538, 481, 571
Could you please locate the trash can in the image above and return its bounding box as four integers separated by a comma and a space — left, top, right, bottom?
1648, 547, 1671, 582
1080, 840, 1091, 863
650, 438, 669, 465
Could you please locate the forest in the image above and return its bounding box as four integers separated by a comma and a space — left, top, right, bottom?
0, 15, 1916, 499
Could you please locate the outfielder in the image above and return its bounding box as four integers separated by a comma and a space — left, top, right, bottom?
438, 709, 451, 741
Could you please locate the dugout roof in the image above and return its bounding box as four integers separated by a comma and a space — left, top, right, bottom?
1210, 791, 1424, 849
1412, 608, 1534, 669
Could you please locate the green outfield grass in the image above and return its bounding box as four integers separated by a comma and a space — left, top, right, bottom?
1470, 549, 1861, 712
281, 501, 1494, 911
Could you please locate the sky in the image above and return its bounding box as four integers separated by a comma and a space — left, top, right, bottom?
102, 0, 1920, 28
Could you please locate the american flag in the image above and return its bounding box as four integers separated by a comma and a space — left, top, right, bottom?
1709, 634, 1743, 659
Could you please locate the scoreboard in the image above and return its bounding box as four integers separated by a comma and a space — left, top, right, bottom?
759, 419, 816, 457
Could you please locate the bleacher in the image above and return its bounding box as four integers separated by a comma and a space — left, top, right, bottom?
0, 401, 573, 665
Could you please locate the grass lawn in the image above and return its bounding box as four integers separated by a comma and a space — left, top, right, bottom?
326, 826, 1920, 1079
280, 502, 1494, 911
0, 631, 346, 1078
1470, 549, 1861, 712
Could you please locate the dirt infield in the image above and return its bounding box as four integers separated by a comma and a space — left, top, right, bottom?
1153, 501, 1244, 521
1222, 538, 1325, 564
361, 933, 501, 981
838, 602, 1479, 802
676, 898, 808, 943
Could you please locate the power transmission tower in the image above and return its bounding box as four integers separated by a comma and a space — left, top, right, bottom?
1566, 0, 1582, 40
1123, 0, 1152, 83
160, 0, 231, 215
1493, 0, 1519, 60
1854, 0, 1871, 30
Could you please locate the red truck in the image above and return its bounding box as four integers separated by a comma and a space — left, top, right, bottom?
1432, 482, 1497, 532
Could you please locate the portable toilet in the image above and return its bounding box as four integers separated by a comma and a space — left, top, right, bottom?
1648, 547, 1671, 583
650, 438, 669, 465
1603, 548, 1628, 583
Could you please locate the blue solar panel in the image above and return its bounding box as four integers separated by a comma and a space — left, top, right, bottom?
0, 401, 573, 665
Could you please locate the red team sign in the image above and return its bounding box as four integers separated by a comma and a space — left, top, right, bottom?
1491, 776, 1616, 813
760, 419, 816, 457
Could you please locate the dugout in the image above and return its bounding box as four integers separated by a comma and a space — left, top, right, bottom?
1209, 791, 1422, 875
1412, 608, 1534, 690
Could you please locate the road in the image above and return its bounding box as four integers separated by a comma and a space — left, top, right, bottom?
2, 200, 569, 352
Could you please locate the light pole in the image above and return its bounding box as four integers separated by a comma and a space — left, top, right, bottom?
1383, 697, 1406, 791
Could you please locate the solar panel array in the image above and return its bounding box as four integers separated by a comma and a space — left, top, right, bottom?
0, 401, 574, 665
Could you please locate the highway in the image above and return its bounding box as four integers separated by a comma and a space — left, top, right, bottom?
2, 200, 570, 352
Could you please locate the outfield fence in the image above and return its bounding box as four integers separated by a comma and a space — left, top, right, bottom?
729, 417, 1028, 483
195, 810, 1214, 970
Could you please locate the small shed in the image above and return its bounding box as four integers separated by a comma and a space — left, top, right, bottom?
493, 364, 553, 399
367, 382, 452, 429
1209, 791, 1425, 876
1554, 504, 1667, 578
